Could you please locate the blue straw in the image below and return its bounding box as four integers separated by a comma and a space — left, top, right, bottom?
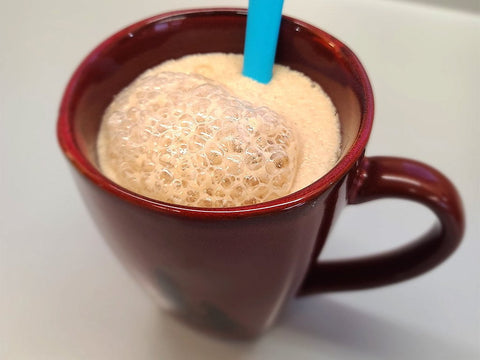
242, 0, 285, 84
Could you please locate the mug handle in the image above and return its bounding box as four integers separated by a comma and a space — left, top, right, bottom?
299, 156, 465, 294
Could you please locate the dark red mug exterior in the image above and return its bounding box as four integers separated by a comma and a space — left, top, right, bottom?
57, 8, 464, 338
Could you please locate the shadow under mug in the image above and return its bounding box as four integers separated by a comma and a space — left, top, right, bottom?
57, 8, 464, 338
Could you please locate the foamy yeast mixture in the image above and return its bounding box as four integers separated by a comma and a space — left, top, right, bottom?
97, 53, 340, 207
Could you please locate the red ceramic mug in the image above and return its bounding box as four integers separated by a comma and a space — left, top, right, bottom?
57, 8, 464, 338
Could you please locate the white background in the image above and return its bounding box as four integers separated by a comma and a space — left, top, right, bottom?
1, 1, 479, 359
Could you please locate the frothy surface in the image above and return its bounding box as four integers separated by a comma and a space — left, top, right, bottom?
98, 53, 341, 207
98, 72, 297, 207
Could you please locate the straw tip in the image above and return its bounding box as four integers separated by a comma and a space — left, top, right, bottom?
242, 67, 272, 84
242, 0, 284, 84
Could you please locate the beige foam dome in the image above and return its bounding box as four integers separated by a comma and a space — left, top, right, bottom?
98, 71, 298, 207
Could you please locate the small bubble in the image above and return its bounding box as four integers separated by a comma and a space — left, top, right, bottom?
162, 137, 172, 147
157, 123, 169, 134
243, 175, 259, 187
179, 144, 188, 155
272, 173, 287, 188
195, 172, 207, 186
172, 179, 182, 190
242, 198, 257, 206
195, 153, 209, 167
215, 189, 225, 197
148, 103, 160, 113
226, 137, 243, 153
265, 161, 278, 175
213, 199, 226, 207
179, 114, 194, 126
171, 195, 182, 204
186, 190, 199, 203
180, 161, 190, 172
225, 156, 242, 176
198, 198, 212, 207
191, 98, 211, 114
207, 149, 223, 165
127, 107, 139, 121
245, 148, 264, 171
254, 186, 269, 199
143, 161, 155, 172
230, 185, 244, 199
224, 200, 235, 207
271, 152, 289, 169
195, 115, 206, 124
157, 169, 174, 185
197, 124, 213, 139
188, 135, 206, 151
224, 106, 241, 120
256, 136, 268, 149
275, 133, 291, 146
212, 168, 224, 184
160, 153, 172, 164
221, 175, 235, 189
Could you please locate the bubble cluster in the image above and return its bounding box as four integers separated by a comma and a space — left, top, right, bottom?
98, 71, 298, 207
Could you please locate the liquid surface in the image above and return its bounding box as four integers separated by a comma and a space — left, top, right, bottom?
98, 53, 340, 207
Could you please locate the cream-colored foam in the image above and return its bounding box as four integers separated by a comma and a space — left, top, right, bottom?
97, 53, 340, 207
98, 72, 297, 207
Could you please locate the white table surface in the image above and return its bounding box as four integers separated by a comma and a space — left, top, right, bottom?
1, 1, 479, 359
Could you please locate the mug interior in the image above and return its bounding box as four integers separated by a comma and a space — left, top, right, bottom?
58, 8, 373, 213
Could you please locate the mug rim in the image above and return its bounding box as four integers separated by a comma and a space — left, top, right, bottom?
57, 7, 374, 219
